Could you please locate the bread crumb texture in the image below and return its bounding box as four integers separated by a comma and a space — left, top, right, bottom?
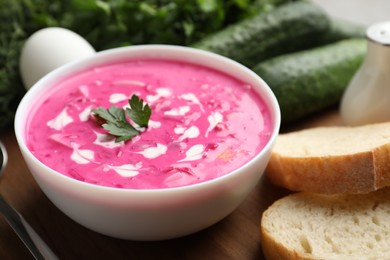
274, 123, 390, 157
261, 188, 390, 260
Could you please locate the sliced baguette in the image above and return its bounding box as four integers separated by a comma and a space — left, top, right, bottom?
266, 122, 390, 194
260, 188, 390, 260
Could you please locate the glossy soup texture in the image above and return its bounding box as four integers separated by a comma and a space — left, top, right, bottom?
26, 59, 273, 189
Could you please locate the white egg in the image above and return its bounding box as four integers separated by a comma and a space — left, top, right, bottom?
19, 27, 96, 90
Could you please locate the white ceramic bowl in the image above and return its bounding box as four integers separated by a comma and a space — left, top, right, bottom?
14, 45, 280, 241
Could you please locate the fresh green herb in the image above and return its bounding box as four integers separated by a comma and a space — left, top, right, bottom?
126, 95, 152, 127
92, 95, 151, 142
0, 0, 295, 132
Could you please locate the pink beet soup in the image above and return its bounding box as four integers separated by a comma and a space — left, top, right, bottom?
26, 59, 273, 189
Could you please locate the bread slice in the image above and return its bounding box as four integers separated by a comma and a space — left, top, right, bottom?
266, 122, 390, 194
260, 188, 390, 260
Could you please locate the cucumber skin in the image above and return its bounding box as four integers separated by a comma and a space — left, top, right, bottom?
319, 18, 366, 44
252, 38, 366, 124
191, 1, 330, 68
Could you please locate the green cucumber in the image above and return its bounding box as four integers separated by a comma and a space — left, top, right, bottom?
191, 1, 330, 67
319, 18, 366, 44
252, 38, 366, 124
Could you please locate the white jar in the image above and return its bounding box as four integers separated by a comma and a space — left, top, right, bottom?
340, 21, 390, 125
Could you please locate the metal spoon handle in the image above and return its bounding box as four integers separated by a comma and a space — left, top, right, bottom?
0, 196, 58, 260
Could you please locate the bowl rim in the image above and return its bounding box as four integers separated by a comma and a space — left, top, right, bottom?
14, 44, 281, 194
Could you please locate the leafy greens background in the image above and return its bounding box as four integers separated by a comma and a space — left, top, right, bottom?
0, 0, 289, 132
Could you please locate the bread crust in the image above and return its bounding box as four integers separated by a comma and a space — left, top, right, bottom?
260, 188, 390, 260
261, 227, 317, 260
266, 124, 390, 194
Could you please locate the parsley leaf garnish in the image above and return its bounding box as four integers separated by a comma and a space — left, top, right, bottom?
92, 94, 151, 142
126, 95, 151, 127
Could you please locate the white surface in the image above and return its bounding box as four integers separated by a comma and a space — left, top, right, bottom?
312, 0, 390, 26
367, 21, 390, 44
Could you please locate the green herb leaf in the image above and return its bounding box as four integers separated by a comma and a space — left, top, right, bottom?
102, 120, 139, 143
92, 95, 151, 142
0, 0, 290, 132
126, 94, 151, 128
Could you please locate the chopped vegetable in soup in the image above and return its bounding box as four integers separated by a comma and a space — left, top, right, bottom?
26, 59, 272, 189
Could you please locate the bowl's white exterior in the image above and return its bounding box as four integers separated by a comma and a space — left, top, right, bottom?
15, 45, 280, 241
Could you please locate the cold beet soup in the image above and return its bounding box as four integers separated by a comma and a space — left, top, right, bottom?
26, 59, 273, 189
